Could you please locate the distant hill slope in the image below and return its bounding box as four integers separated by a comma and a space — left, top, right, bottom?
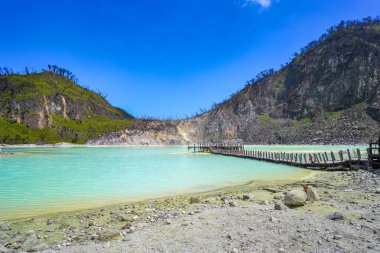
184, 19, 380, 144
90, 18, 380, 145
0, 71, 133, 144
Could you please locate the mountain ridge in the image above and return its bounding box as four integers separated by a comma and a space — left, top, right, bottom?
1, 18, 380, 145
90, 18, 380, 145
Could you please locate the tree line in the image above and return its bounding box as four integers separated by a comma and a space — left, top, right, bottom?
0, 65, 113, 100
46, 65, 79, 84
292, 16, 380, 65
0, 65, 78, 84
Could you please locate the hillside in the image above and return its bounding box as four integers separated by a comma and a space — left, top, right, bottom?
90, 18, 380, 145
185, 19, 380, 144
0, 71, 133, 144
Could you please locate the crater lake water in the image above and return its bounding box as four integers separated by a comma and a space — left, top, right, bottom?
0, 145, 365, 220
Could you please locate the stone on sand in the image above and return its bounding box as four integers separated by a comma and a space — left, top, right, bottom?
284, 189, 307, 207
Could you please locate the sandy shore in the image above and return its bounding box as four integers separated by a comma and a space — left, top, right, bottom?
0, 169, 380, 253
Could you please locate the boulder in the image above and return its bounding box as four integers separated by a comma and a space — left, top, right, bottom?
229, 201, 238, 207
221, 196, 232, 201
274, 202, 288, 210
306, 186, 320, 202
0, 222, 11, 231
284, 190, 307, 207
242, 193, 254, 200
189, 197, 201, 204
327, 212, 344, 220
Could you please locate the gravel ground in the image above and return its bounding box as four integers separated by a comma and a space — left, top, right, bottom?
1, 170, 380, 253
52, 202, 380, 253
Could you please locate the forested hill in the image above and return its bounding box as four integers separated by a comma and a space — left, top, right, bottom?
0, 69, 133, 144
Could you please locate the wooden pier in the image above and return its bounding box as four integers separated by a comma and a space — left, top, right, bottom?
189, 142, 374, 170
188, 140, 244, 153
210, 148, 369, 170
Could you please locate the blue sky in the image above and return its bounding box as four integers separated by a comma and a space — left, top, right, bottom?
1, 0, 379, 118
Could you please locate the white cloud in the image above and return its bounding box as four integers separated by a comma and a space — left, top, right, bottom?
243, 0, 272, 9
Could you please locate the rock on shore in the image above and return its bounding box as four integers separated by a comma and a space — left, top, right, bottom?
284, 189, 307, 207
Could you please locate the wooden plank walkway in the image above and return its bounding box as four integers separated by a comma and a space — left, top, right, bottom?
189, 143, 369, 170
188, 140, 244, 153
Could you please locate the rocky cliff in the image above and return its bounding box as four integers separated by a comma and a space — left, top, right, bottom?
0, 71, 133, 144
89, 19, 380, 145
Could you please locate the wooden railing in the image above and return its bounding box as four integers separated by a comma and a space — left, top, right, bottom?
210, 148, 369, 169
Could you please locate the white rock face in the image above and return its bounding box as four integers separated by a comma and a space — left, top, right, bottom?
284, 189, 307, 207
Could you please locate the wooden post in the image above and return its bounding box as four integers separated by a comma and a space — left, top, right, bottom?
313, 153, 319, 164
322, 153, 327, 164
347, 149, 352, 161
339, 150, 343, 162
318, 153, 323, 163
309, 154, 313, 164
357, 149, 361, 160
331, 152, 336, 164
324, 152, 328, 162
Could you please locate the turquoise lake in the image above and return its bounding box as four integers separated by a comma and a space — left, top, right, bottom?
0, 145, 365, 220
